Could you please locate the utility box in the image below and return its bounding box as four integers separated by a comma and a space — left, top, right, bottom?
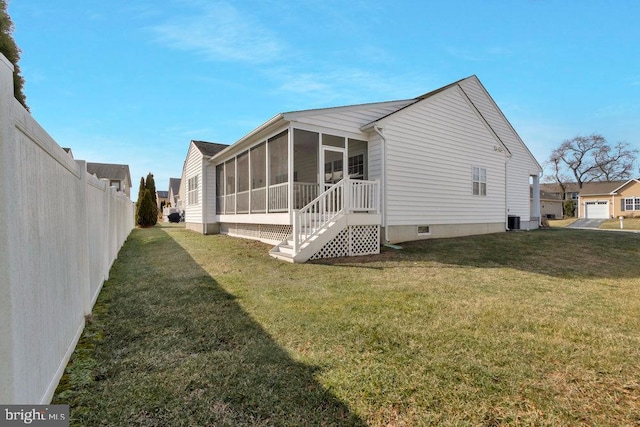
508, 215, 520, 230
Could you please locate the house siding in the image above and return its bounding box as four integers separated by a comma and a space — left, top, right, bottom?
381, 87, 507, 226
611, 181, 640, 217
184, 143, 203, 225
204, 162, 216, 223
458, 78, 542, 222
289, 101, 414, 135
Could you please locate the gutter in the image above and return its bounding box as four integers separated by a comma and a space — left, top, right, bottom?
373, 125, 390, 243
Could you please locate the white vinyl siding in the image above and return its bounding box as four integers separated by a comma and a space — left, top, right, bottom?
472, 166, 487, 196
381, 87, 506, 226
458, 78, 541, 221
187, 176, 199, 205
183, 143, 204, 224
286, 100, 415, 135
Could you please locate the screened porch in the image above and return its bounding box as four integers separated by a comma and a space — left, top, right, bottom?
215, 128, 370, 216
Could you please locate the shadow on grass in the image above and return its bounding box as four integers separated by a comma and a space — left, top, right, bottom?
317, 228, 640, 279
53, 227, 365, 426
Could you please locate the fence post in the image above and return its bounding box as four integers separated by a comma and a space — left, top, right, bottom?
0, 52, 17, 404
76, 160, 92, 315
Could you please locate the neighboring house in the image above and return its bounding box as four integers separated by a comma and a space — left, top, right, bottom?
86, 162, 132, 198
577, 179, 640, 219
156, 190, 169, 210
531, 186, 563, 219
181, 75, 542, 262
168, 177, 181, 208
181, 141, 229, 234
539, 180, 640, 219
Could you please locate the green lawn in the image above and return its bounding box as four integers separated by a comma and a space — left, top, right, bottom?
601, 217, 640, 230
54, 225, 640, 426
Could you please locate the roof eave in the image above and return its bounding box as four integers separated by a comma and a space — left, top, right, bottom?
208, 113, 286, 163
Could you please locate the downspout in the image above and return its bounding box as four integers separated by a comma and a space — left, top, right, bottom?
373, 125, 390, 243
504, 152, 509, 230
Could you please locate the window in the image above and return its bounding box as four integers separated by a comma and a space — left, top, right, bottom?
348, 154, 364, 179
187, 175, 199, 205
417, 225, 431, 235
624, 197, 640, 211
109, 180, 121, 191
472, 166, 487, 196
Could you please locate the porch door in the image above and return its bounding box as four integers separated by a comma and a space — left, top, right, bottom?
322, 146, 346, 191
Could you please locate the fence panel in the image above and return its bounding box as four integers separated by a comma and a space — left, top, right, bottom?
0, 53, 134, 404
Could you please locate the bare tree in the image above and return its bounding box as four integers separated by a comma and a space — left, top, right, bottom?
547, 134, 637, 189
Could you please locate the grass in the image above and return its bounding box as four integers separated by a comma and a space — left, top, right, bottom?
54, 225, 640, 426
547, 218, 577, 228
600, 217, 640, 230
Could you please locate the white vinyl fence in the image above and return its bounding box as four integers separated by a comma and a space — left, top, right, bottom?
0, 54, 134, 404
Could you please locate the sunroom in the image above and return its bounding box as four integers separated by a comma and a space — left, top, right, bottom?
211, 123, 381, 262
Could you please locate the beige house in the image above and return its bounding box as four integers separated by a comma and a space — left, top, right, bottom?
86, 162, 132, 198
578, 179, 640, 219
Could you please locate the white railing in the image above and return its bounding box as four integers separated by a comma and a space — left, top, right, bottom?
224, 194, 236, 214
293, 178, 379, 253
294, 182, 319, 209
348, 179, 379, 213
268, 182, 288, 212
251, 187, 267, 213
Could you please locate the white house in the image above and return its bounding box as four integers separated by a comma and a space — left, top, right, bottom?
181, 76, 542, 262
181, 140, 228, 234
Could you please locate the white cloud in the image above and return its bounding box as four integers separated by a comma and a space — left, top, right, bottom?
149, 1, 284, 63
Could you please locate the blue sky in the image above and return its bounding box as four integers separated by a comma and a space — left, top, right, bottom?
8, 0, 640, 199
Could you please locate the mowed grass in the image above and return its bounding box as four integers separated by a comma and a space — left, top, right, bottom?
601, 217, 640, 230
54, 225, 640, 426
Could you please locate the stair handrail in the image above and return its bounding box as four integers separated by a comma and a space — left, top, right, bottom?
293, 178, 347, 253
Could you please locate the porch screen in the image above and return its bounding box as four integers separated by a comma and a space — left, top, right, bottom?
268, 130, 288, 211
216, 163, 224, 214
269, 131, 288, 185
294, 129, 319, 209
251, 143, 266, 213
237, 151, 249, 213
224, 158, 236, 214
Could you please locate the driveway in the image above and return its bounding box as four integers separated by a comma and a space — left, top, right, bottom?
567, 218, 608, 229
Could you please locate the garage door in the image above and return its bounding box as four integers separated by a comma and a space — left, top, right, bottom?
585, 201, 609, 219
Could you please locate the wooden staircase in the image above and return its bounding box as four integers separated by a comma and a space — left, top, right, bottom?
269, 216, 347, 262
269, 177, 380, 263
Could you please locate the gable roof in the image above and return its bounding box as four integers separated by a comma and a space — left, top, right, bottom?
156, 191, 169, 198
205, 76, 540, 173
540, 180, 628, 195
192, 140, 228, 157
86, 162, 132, 187
609, 178, 640, 194
169, 178, 181, 195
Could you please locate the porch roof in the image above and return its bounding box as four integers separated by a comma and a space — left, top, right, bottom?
207, 99, 416, 164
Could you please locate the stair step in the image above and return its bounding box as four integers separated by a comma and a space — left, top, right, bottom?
269, 251, 294, 263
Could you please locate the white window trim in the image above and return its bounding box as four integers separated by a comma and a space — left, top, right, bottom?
624, 196, 640, 211
188, 175, 199, 205
472, 166, 487, 196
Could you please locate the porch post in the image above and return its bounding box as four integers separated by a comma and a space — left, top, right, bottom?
344, 176, 350, 213
288, 125, 293, 215
532, 174, 541, 225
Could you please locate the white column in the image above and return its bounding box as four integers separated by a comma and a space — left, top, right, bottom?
532, 174, 541, 225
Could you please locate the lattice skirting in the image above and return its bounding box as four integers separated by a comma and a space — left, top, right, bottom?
310, 225, 380, 261
219, 223, 293, 243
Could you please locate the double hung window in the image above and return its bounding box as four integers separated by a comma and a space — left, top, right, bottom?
472, 166, 487, 196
